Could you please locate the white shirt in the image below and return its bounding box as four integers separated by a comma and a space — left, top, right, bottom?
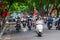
21, 18, 24, 21
36, 19, 44, 25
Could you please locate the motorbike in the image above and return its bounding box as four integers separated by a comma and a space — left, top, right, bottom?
15, 19, 20, 32
47, 22, 52, 30
35, 19, 43, 37
27, 19, 32, 30
56, 22, 60, 30
44, 18, 47, 24
36, 24, 43, 37
15, 24, 20, 32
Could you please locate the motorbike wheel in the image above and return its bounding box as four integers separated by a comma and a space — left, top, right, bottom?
28, 26, 31, 30
56, 27, 58, 30
56, 27, 60, 30
16, 29, 19, 32
44, 22, 46, 24
48, 27, 50, 30
38, 32, 42, 37
58, 27, 60, 30
48, 26, 52, 30
15, 26, 20, 32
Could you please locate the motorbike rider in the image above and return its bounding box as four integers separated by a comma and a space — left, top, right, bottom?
47, 16, 53, 29
27, 19, 32, 30
26, 15, 32, 30
56, 17, 60, 30
35, 16, 44, 36
44, 16, 47, 24
35, 16, 44, 29
15, 17, 21, 32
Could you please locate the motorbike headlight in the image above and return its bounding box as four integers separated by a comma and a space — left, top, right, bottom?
6, 21, 9, 23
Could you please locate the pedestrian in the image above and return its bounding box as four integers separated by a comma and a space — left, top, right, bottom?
2, 9, 7, 26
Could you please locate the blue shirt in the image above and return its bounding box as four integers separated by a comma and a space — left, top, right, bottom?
48, 17, 53, 22
58, 18, 60, 23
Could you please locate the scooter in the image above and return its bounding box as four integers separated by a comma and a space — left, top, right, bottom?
36, 24, 43, 37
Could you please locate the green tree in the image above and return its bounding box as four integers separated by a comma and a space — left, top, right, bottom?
4, 0, 60, 16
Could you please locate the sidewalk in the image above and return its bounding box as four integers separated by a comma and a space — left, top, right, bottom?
0, 35, 11, 40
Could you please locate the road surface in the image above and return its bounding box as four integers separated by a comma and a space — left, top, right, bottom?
1, 24, 60, 40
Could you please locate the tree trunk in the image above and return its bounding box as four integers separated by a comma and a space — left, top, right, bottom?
56, 4, 59, 17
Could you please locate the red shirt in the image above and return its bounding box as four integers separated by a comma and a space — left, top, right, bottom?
34, 9, 36, 16
2, 11, 7, 17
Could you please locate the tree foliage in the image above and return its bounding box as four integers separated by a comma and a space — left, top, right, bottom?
3, 0, 60, 14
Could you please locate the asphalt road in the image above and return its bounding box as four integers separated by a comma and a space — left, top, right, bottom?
1, 24, 60, 40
